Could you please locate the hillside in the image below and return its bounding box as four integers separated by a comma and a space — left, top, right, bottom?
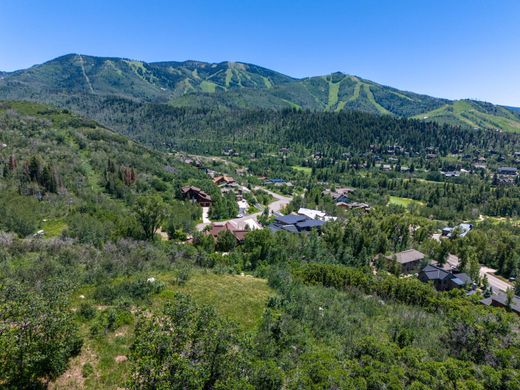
36, 95, 519, 157
0, 100, 212, 240
2, 101, 520, 390
1, 54, 520, 132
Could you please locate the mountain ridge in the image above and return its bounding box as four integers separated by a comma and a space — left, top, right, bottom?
1, 53, 519, 132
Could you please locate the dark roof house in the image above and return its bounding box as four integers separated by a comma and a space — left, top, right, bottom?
268, 214, 325, 233
498, 167, 518, 175
481, 293, 520, 315
418, 265, 470, 291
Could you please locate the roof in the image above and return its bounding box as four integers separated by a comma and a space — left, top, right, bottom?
498, 167, 518, 174
268, 224, 283, 233
491, 294, 520, 312
388, 249, 425, 264
443, 223, 472, 238
298, 207, 326, 220
420, 264, 453, 280
275, 214, 308, 225
181, 185, 200, 193
281, 225, 300, 233
234, 218, 261, 231
296, 219, 325, 229
232, 230, 248, 242
206, 222, 248, 242
181, 185, 212, 200
482, 293, 520, 313
453, 273, 472, 285
213, 175, 235, 184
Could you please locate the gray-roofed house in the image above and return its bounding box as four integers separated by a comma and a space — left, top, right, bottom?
268, 214, 326, 233
386, 249, 425, 274
498, 167, 518, 176
418, 265, 470, 291
481, 293, 520, 315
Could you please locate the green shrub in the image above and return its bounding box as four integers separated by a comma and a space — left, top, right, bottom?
81, 362, 94, 378
78, 302, 97, 320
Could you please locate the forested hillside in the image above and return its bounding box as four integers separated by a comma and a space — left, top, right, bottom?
1, 54, 520, 132
38, 94, 520, 157
0, 100, 215, 241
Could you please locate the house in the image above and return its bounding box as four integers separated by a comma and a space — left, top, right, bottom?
386, 249, 425, 274
442, 223, 473, 238
297, 207, 337, 222
473, 163, 487, 170
322, 187, 355, 203
265, 178, 286, 185
206, 221, 249, 243
481, 293, 520, 315
181, 186, 212, 207
337, 202, 370, 212
498, 167, 518, 176
222, 148, 239, 156
213, 175, 236, 186
268, 214, 325, 233
441, 171, 460, 178
418, 264, 470, 291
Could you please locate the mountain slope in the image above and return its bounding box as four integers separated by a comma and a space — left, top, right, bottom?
1, 54, 519, 132
0, 54, 294, 103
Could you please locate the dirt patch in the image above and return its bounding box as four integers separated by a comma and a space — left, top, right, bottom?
115, 355, 128, 363
49, 346, 97, 390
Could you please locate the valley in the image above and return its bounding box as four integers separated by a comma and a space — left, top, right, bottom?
1, 63, 520, 389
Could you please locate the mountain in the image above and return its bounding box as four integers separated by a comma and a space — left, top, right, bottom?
0, 54, 294, 102
1, 53, 520, 132
505, 105, 520, 113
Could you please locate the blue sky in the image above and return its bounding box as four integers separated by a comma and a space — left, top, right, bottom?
1, 0, 519, 105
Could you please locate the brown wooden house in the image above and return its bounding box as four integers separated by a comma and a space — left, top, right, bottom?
181, 186, 212, 207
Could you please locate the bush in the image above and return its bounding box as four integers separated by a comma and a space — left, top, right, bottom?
78, 302, 97, 320
174, 262, 192, 286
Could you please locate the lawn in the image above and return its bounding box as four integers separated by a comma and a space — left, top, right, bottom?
57, 270, 272, 389
292, 165, 312, 175
40, 219, 68, 237
156, 270, 272, 331
388, 196, 425, 208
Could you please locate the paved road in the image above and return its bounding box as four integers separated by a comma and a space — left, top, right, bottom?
448, 255, 513, 293
196, 187, 292, 231
480, 265, 513, 293
256, 187, 292, 214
